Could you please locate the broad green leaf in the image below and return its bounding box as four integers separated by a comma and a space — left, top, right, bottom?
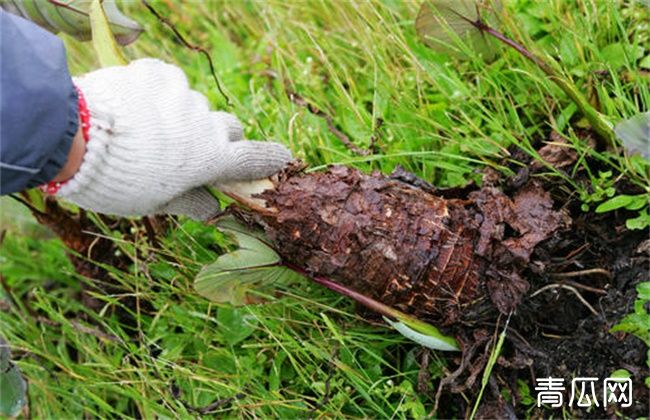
415, 0, 501, 60
595, 195, 635, 213
383, 317, 459, 351
626, 210, 650, 230
1, 0, 142, 45
89, 0, 127, 67
625, 195, 649, 211
614, 112, 650, 159
195, 217, 303, 305
196, 263, 299, 306
600, 43, 644, 70
195, 245, 279, 305
217, 307, 258, 345
214, 215, 272, 244
0, 338, 27, 417
206, 237, 280, 272
5, 1, 57, 32
601, 43, 627, 69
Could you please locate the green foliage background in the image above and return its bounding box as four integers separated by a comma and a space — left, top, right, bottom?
1, 0, 648, 417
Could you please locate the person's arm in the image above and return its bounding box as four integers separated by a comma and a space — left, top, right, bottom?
0, 10, 79, 194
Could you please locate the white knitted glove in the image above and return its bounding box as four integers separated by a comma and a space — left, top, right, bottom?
57, 59, 291, 220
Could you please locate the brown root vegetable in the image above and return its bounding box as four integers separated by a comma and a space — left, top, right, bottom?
221, 164, 567, 326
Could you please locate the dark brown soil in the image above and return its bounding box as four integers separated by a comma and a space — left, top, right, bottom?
435, 166, 649, 418
514, 212, 649, 418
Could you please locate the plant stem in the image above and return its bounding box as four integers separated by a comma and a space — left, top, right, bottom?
285, 263, 459, 349
471, 19, 617, 148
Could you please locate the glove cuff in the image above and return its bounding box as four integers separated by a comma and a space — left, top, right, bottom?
41, 85, 92, 195
56, 106, 118, 211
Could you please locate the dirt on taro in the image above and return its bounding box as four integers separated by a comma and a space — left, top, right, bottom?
30, 132, 648, 418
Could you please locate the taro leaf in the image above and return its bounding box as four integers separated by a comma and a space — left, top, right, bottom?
416, 0, 501, 60
1, 1, 56, 32
383, 317, 459, 351
89, 0, 127, 67
0, 338, 27, 417
0, 0, 142, 45
212, 214, 271, 244
614, 112, 650, 159
195, 217, 301, 305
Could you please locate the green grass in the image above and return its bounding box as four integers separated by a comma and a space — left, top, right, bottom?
1, 0, 649, 417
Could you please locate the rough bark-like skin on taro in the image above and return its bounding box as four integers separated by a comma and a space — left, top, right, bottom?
260, 166, 484, 324
260, 166, 563, 325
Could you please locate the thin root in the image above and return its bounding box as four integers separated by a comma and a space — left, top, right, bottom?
557, 279, 607, 295
550, 268, 612, 280
530, 284, 599, 316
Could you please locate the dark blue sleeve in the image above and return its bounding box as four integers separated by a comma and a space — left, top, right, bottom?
0, 10, 78, 194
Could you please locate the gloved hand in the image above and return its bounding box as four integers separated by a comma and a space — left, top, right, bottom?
56, 59, 291, 220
